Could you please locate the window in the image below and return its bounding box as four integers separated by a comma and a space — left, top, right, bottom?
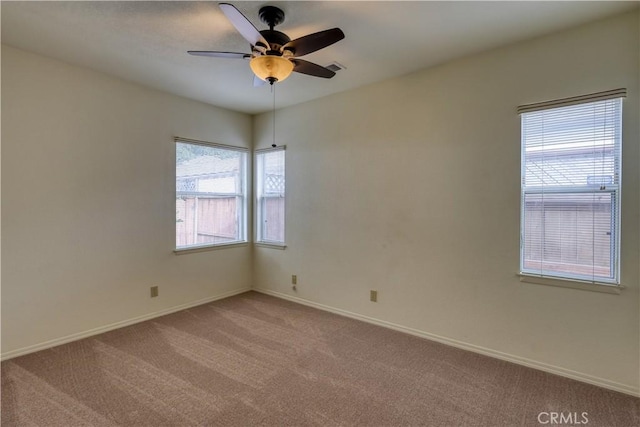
255, 147, 286, 245
175, 138, 247, 250
519, 89, 624, 285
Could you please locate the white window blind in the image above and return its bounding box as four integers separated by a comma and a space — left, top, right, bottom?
256, 147, 286, 245
519, 90, 624, 285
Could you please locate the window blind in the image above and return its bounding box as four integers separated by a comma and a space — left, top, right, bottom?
520, 91, 624, 284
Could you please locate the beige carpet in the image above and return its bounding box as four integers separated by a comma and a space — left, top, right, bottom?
2, 291, 638, 426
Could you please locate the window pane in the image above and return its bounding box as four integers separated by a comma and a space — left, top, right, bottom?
176, 142, 246, 249
523, 100, 620, 189
522, 192, 614, 280
256, 148, 285, 244
263, 197, 285, 242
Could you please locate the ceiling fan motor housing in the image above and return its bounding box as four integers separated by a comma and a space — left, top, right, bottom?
259, 30, 291, 55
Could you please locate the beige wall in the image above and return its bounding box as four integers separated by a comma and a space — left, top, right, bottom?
1, 45, 253, 355
253, 12, 640, 393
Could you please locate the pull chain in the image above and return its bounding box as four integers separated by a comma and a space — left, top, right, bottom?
272, 83, 276, 148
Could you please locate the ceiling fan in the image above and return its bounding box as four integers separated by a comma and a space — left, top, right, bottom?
188, 3, 345, 85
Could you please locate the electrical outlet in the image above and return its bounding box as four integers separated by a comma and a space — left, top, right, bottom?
292, 275, 297, 285
370, 290, 377, 302
150, 286, 159, 298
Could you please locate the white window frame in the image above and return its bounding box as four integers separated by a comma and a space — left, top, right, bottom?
518, 89, 625, 288
174, 137, 248, 252
255, 146, 286, 248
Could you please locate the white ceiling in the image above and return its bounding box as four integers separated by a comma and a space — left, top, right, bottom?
2, 1, 637, 114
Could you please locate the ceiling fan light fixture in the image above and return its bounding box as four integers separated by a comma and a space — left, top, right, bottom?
250, 55, 294, 83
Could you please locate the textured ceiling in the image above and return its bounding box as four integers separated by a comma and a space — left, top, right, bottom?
2, 1, 637, 114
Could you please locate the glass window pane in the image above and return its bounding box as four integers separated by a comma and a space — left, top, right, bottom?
176, 142, 246, 249
263, 197, 285, 242
256, 149, 285, 244
522, 192, 614, 281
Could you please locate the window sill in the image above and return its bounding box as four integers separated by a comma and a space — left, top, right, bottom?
255, 242, 287, 250
174, 242, 248, 254
518, 273, 622, 294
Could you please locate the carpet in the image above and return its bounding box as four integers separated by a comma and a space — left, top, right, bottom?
2, 291, 638, 426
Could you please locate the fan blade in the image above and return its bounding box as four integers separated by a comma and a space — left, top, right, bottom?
291, 59, 336, 79
188, 51, 250, 59
219, 3, 269, 49
283, 28, 344, 57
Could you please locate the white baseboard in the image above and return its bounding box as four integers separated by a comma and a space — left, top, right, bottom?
253, 288, 640, 398
1, 287, 251, 361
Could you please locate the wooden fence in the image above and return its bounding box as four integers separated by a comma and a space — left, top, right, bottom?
176, 197, 238, 247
